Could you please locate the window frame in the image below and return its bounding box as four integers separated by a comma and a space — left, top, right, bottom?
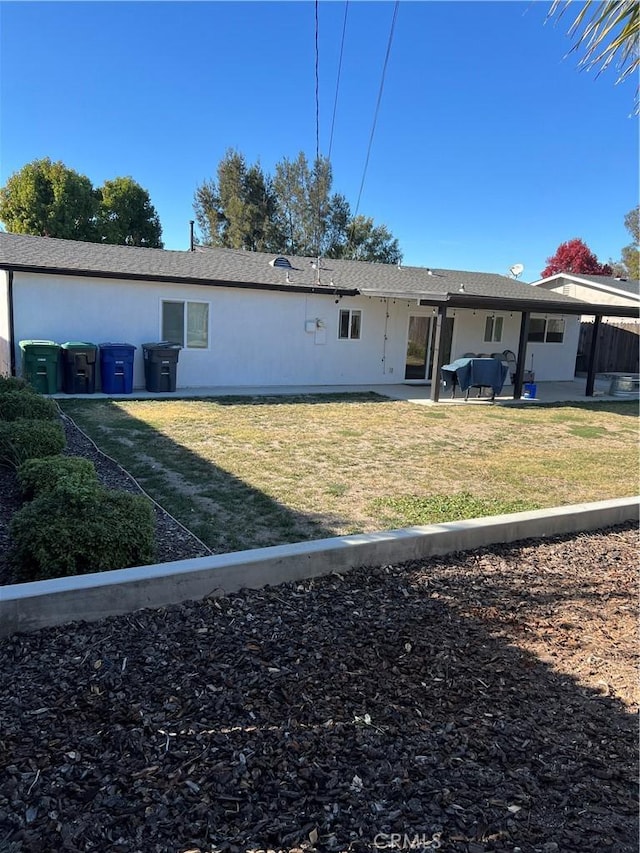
483, 315, 504, 343
527, 315, 565, 344
338, 308, 362, 340
161, 299, 210, 350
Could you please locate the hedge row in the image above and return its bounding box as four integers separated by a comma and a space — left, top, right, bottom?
1, 375, 155, 582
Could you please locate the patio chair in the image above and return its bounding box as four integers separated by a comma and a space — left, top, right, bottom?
503, 349, 517, 384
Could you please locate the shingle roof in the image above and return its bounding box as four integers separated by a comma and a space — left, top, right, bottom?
533, 272, 640, 299
0, 231, 571, 298
1, 232, 635, 318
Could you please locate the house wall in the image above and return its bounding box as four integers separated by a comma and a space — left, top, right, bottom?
0, 271, 10, 376
447, 309, 578, 381
525, 315, 581, 380
12, 272, 412, 388
10, 272, 580, 387
448, 309, 522, 362
543, 280, 638, 308
540, 280, 639, 325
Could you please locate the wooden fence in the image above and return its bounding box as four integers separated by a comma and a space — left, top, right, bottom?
577, 321, 639, 374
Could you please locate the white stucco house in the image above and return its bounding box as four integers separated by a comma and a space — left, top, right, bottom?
532, 272, 639, 374
531, 272, 639, 323
1, 233, 637, 400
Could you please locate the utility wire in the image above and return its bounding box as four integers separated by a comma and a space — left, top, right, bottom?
314, 0, 322, 271
315, 0, 321, 167
353, 0, 400, 221
328, 1, 350, 162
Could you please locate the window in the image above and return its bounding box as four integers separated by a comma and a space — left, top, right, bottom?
339, 309, 361, 340
528, 316, 565, 344
483, 315, 504, 342
162, 300, 209, 348
546, 317, 565, 343
527, 317, 546, 343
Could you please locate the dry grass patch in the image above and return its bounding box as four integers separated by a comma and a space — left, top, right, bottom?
59, 395, 638, 553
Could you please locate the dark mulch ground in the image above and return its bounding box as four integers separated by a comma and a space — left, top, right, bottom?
0, 522, 637, 853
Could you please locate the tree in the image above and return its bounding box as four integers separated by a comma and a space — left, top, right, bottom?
194, 149, 402, 263
336, 215, 401, 264
0, 158, 98, 240
97, 177, 163, 247
620, 205, 639, 279
193, 149, 281, 252
547, 1, 639, 88
0, 159, 164, 247
541, 238, 613, 277
272, 152, 340, 257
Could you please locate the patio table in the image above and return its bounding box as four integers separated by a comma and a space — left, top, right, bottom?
441, 357, 508, 400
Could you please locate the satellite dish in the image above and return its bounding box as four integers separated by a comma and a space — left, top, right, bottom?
509, 263, 524, 279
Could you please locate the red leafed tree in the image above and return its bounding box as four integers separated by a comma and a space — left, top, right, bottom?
541, 238, 613, 278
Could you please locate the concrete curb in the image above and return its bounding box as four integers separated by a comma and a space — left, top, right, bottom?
1, 497, 638, 637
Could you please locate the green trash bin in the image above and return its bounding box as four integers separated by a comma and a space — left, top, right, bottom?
19, 340, 61, 394
61, 342, 97, 394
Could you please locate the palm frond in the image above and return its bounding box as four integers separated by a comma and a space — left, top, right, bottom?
548, 0, 639, 83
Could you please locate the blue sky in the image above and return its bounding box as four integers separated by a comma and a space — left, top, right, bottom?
1, 0, 637, 280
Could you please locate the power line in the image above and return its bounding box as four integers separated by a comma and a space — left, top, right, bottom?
353, 0, 400, 220
314, 0, 321, 268
328, 1, 350, 162
315, 0, 321, 167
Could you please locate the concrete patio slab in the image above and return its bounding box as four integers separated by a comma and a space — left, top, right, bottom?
50, 376, 637, 406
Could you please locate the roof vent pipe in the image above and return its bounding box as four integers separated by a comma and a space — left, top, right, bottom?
189, 221, 195, 252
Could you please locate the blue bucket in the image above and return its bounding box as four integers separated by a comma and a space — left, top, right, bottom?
523, 382, 537, 399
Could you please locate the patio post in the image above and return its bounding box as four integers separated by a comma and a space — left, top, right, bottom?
585, 315, 602, 397
513, 312, 530, 399
429, 306, 447, 402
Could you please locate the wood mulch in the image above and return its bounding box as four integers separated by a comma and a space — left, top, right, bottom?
0, 521, 637, 853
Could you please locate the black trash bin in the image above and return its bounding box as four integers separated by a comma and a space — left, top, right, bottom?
60, 342, 97, 394
99, 343, 137, 394
142, 342, 181, 392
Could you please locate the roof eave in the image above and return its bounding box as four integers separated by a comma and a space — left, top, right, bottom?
446, 292, 639, 318
359, 288, 449, 303
2, 263, 359, 297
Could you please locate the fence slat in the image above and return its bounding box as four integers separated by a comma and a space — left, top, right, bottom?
578, 322, 639, 373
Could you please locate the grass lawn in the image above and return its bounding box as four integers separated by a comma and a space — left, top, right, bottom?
58, 394, 639, 554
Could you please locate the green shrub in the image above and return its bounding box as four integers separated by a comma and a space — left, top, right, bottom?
9, 482, 156, 582
0, 419, 66, 469
0, 375, 35, 394
17, 455, 98, 500
0, 390, 58, 422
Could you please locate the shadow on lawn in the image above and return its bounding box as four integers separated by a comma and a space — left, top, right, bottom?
59, 397, 358, 553
174, 390, 389, 407
530, 400, 639, 417
1, 530, 637, 851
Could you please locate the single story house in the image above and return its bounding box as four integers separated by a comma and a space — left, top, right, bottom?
532, 272, 639, 374
1, 232, 637, 401
531, 272, 639, 322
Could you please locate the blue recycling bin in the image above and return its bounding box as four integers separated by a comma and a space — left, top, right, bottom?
99, 343, 137, 394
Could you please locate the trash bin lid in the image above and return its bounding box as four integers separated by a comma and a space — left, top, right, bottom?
99, 342, 137, 349
19, 339, 59, 349
61, 341, 97, 350
142, 341, 182, 349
